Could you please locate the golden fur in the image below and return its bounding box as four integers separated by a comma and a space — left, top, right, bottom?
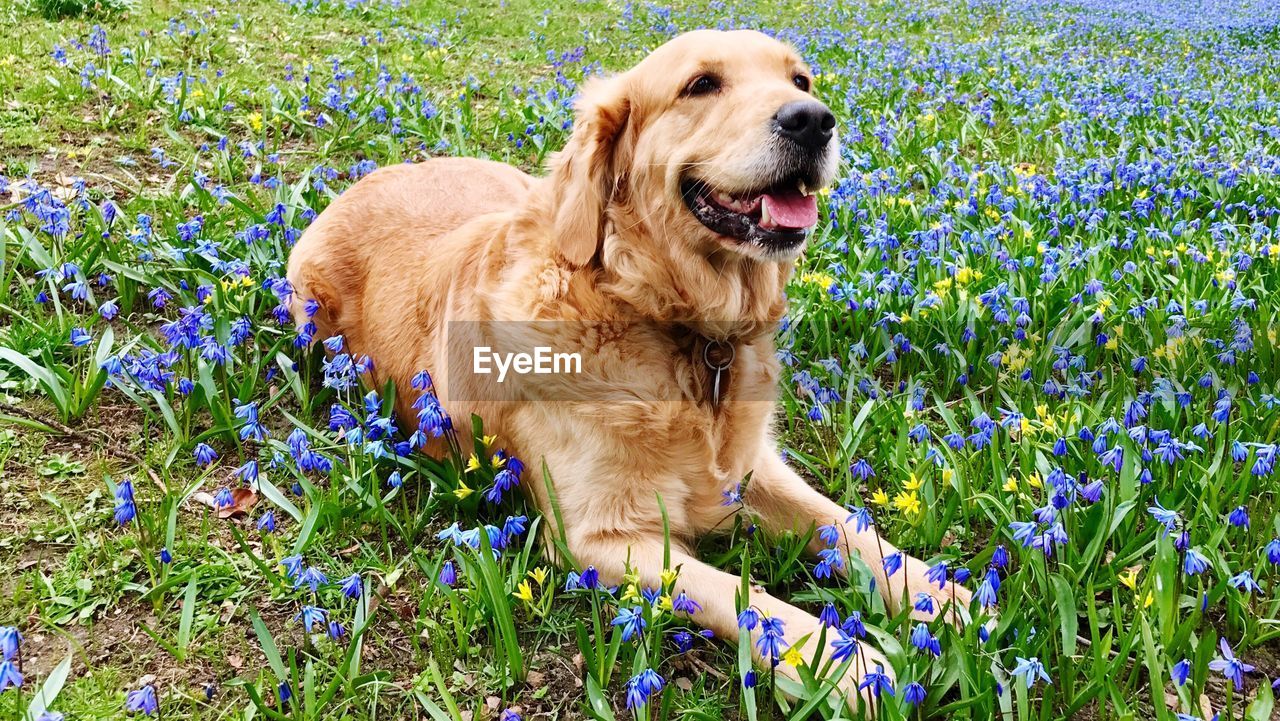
287, 29, 967, 707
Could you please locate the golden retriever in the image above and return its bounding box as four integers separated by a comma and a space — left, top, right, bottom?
287, 29, 967, 708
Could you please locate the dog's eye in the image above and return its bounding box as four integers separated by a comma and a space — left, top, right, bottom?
683, 74, 721, 97
792, 74, 811, 92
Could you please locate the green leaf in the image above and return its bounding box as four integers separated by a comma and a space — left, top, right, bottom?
1049, 573, 1078, 656
250, 609, 289, 681
177, 574, 199, 659
1246, 682, 1275, 721
583, 674, 618, 721
0, 346, 70, 414
25, 648, 72, 721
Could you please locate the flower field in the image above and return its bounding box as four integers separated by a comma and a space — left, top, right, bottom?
1, 0, 1279, 718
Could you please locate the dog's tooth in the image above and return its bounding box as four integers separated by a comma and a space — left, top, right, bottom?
759, 200, 772, 227
799, 181, 809, 196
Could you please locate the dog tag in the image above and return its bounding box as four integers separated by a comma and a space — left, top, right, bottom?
702, 339, 735, 410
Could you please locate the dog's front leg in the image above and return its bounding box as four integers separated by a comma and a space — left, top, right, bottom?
570, 532, 888, 710
744, 450, 971, 623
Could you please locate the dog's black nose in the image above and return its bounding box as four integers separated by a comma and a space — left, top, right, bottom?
773, 101, 835, 151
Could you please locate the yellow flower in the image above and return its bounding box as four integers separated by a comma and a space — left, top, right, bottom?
621, 584, 643, 604
904, 473, 923, 492
1142, 592, 1153, 609
513, 580, 534, 602
245, 111, 263, 132
660, 568, 678, 588
490, 452, 507, 468
453, 484, 474, 500
871, 488, 890, 506
782, 647, 806, 667
481, 434, 498, 447
528, 567, 550, 586
893, 491, 921, 516
801, 271, 835, 287
464, 454, 482, 473
1118, 567, 1140, 591
1026, 472, 1043, 489
1003, 477, 1019, 493
941, 468, 954, 484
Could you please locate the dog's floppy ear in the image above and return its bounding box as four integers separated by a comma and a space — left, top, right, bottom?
550, 74, 632, 267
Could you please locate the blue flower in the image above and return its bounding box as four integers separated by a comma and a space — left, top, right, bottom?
755, 615, 787, 666
0, 660, 22, 692
819, 603, 840, 628
257, 510, 277, 534
736, 607, 759, 631
1011, 656, 1051, 688
339, 573, 362, 599
1227, 505, 1249, 529
1147, 500, 1180, 536
913, 593, 935, 614
624, 668, 665, 708
70, 327, 92, 347
841, 611, 866, 638
909, 623, 941, 657
193, 443, 218, 466
280, 554, 304, 579
1266, 538, 1280, 565
296, 566, 328, 593
327, 620, 347, 640
1208, 639, 1254, 690
975, 568, 1001, 608
124, 684, 157, 715
1171, 659, 1191, 686
214, 486, 234, 509
611, 606, 646, 641
817, 524, 840, 546
672, 591, 701, 615
721, 482, 743, 506
0, 627, 21, 660
1228, 570, 1260, 593
831, 629, 859, 663
295, 605, 328, 632
903, 681, 926, 706
845, 505, 873, 532
925, 561, 948, 588
858, 664, 894, 697
439, 560, 457, 586
883, 551, 903, 577
991, 545, 1009, 568
1182, 548, 1210, 576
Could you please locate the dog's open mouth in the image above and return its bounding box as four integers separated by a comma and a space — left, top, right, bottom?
682, 177, 819, 249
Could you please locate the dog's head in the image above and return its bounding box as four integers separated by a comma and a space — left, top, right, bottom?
549, 30, 839, 268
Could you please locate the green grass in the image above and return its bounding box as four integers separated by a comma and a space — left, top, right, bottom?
1, 0, 1279, 719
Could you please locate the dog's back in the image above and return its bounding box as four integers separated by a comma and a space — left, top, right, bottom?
286, 157, 533, 362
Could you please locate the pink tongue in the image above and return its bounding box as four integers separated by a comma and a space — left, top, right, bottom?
761, 192, 819, 229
